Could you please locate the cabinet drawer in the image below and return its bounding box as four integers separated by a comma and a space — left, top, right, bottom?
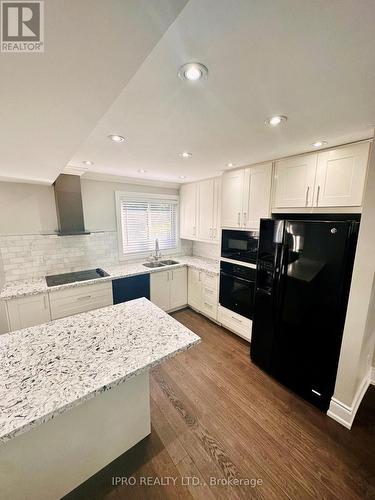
218, 305, 252, 341
201, 285, 218, 304
201, 300, 217, 321
201, 272, 218, 291
49, 282, 113, 320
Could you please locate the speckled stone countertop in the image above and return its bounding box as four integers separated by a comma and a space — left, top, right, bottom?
0, 256, 219, 300
0, 298, 200, 444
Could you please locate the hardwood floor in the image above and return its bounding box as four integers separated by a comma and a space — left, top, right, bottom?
65, 308, 375, 500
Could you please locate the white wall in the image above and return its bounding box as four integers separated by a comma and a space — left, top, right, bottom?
333, 138, 375, 407
0, 178, 179, 235
80, 178, 179, 232
0, 183, 57, 234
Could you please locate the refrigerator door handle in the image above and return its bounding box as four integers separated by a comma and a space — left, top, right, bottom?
275, 244, 289, 312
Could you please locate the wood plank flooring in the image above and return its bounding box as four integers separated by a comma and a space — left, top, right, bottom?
65, 308, 375, 500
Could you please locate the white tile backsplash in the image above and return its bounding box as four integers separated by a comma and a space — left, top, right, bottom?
0, 232, 118, 282
0, 233, 193, 282
193, 241, 220, 260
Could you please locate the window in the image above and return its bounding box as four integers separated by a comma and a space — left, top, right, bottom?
115, 192, 179, 259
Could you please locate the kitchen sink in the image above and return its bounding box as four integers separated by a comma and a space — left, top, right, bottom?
142, 259, 179, 268
142, 262, 165, 268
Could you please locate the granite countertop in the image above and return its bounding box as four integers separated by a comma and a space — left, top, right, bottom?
0, 256, 219, 300
0, 298, 200, 444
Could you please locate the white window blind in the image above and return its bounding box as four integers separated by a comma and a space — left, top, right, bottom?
118, 196, 178, 255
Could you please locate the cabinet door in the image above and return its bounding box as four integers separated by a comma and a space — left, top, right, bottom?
274, 154, 317, 208
212, 177, 221, 242
243, 163, 272, 229
169, 267, 188, 310
7, 293, 51, 331
221, 169, 245, 228
188, 268, 201, 310
150, 271, 170, 311
180, 183, 197, 240
315, 142, 370, 207
197, 179, 215, 242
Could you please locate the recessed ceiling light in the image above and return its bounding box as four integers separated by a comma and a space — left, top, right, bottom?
108, 134, 125, 142
82, 160, 94, 166
178, 62, 208, 81
226, 163, 234, 168
137, 169, 147, 173
179, 152, 192, 158
179, 175, 187, 179
312, 140, 327, 148
265, 115, 287, 127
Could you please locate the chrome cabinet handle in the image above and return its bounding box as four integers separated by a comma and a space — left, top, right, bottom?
209, 228, 213, 239
77, 295, 92, 301
243, 212, 247, 227
213, 228, 217, 239
305, 186, 310, 207
237, 212, 241, 226
316, 185, 321, 206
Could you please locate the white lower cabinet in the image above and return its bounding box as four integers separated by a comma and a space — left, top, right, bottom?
49, 282, 113, 320
6, 293, 51, 331
218, 305, 252, 342
188, 268, 218, 321
150, 267, 187, 312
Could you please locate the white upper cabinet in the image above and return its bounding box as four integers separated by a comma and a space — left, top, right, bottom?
273, 142, 370, 209
180, 177, 220, 243
197, 178, 221, 242
274, 154, 317, 208
243, 163, 272, 229
180, 183, 197, 240
315, 142, 370, 207
221, 163, 272, 229
197, 178, 215, 241
221, 169, 245, 228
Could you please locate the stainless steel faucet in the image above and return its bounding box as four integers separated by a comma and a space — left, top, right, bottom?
150, 238, 162, 261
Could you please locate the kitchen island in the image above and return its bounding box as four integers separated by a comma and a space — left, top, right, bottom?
0, 298, 200, 500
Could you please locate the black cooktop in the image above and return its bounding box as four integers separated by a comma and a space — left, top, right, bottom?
45, 268, 109, 287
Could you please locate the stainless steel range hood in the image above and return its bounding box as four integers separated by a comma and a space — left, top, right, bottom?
53, 174, 90, 236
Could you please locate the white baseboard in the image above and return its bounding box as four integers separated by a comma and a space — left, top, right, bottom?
327, 368, 372, 429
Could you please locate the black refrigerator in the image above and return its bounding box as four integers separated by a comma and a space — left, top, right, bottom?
250, 217, 359, 411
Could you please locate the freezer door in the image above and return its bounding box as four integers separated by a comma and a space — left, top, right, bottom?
271, 220, 353, 410
250, 219, 284, 370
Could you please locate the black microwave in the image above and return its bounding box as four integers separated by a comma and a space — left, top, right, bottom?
221, 229, 259, 264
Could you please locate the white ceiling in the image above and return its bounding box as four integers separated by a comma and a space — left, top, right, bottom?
2, 0, 375, 185
0, 0, 188, 184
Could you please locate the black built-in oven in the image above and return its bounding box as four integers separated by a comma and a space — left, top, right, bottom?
219, 261, 256, 320
221, 229, 259, 264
